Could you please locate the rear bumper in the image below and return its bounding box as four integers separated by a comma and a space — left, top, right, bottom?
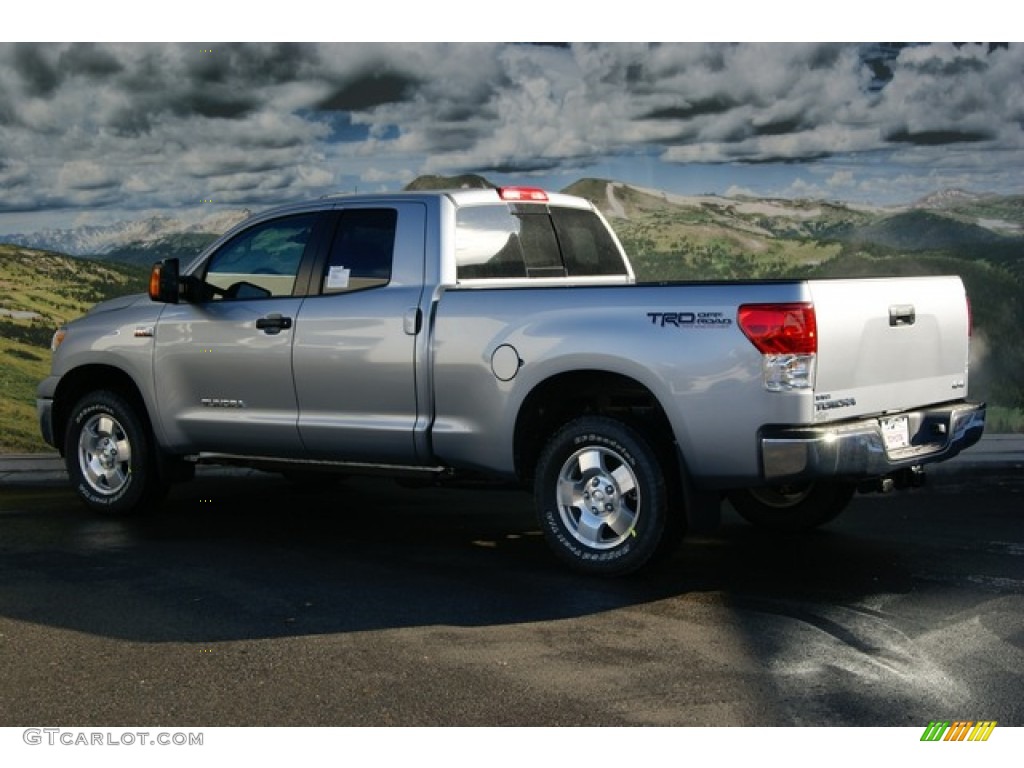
760, 401, 986, 483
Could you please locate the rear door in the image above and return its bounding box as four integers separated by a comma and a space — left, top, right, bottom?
291, 202, 427, 463
810, 276, 971, 422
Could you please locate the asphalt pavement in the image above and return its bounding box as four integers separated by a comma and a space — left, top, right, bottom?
2, 433, 1022, 731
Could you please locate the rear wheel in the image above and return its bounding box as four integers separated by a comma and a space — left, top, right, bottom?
728, 481, 855, 532
534, 415, 677, 575
64, 391, 165, 516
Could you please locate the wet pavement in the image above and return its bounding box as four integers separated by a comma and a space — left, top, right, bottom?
0, 440, 1021, 727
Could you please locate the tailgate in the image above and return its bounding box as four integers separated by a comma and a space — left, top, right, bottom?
810, 276, 970, 422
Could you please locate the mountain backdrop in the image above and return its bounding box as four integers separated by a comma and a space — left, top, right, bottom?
1, 176, 1022, 450
3, 177, 1021, 272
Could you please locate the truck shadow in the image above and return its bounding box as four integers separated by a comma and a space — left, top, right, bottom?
0, 470, 935, 644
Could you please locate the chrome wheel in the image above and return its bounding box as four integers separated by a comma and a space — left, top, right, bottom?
65, 390, 166, 516
77, 412, 133, 496
535, 416, 677, 575
555, 444, 641, 550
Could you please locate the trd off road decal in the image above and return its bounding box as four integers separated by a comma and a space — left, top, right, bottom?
647, 311, 733, 328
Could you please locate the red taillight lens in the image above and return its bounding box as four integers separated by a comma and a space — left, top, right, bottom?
738, 303, 817, 355
499, 186, 548, 202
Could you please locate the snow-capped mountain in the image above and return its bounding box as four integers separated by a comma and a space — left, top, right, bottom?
910, 189, 986, 210
1, 209, 250, 259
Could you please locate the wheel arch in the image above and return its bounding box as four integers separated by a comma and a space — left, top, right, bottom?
513, 370, 676, 484
52, 364, 154, 456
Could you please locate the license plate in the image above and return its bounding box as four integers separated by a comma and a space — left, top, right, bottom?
881, 416, 910, 452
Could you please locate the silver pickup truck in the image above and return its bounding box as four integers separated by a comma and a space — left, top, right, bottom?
37, 187, 986, 574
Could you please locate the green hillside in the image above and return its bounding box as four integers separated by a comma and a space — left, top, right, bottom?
929, 194, 1024, 227
842, 210, 1005, 251
0, 245, 148, 452
566, 179, 864, 280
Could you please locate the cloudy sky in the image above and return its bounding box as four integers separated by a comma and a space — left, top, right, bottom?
1, 41, 1022, 234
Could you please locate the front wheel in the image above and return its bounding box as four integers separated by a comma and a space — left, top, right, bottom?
64, 390, 165, 516
534, 416, 676, 575
727, 481, 856, 532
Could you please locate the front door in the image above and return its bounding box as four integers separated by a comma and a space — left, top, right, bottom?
153, 212, 323, 456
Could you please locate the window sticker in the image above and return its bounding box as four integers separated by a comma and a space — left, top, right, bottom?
327, 265, 351, 289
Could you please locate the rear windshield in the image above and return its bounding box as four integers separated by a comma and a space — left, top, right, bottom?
455, 204, 626, 280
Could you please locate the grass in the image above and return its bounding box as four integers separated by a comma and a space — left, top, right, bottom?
615, 211, 842, 283
0, 336, 53, 452
983, 406, 1024, 434
0, 245, 148, 452
0, 244, 146, 322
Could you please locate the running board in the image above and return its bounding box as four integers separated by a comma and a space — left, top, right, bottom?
186, 453, 453, 479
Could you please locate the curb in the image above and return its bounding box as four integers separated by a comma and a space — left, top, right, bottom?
0, 453, 66, 485
0, 454, 263, 486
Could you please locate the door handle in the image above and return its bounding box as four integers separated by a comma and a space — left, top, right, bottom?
889, 305, 916, 327
256, 314, 293, 334
403, 307, 422, 336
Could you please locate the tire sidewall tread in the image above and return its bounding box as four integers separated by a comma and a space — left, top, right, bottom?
535, 416, 669, 575
64, 391, 156, 516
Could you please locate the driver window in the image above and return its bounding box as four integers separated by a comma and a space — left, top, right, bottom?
203, 214, 318, 300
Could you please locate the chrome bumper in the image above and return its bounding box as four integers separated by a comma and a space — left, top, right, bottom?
760, 401, 986, 482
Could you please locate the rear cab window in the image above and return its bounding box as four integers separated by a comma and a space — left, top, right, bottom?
455, 202, 627, 282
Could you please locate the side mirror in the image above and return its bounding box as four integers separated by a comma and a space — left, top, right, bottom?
149, 258, 180, 304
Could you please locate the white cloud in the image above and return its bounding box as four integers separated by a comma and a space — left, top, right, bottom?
58, 160, 119, 190
360, 167, 415, 184
0, 41, 1022, 225
826, 170, 856, 190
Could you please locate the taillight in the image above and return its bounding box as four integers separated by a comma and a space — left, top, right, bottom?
738, 303, 817, 355
738, 303, 817, 391
499, 186, 548, 202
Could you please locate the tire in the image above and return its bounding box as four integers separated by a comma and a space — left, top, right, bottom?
64, 390, 165, 516
534, 416, 675, 575
727, 481, 856, 532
